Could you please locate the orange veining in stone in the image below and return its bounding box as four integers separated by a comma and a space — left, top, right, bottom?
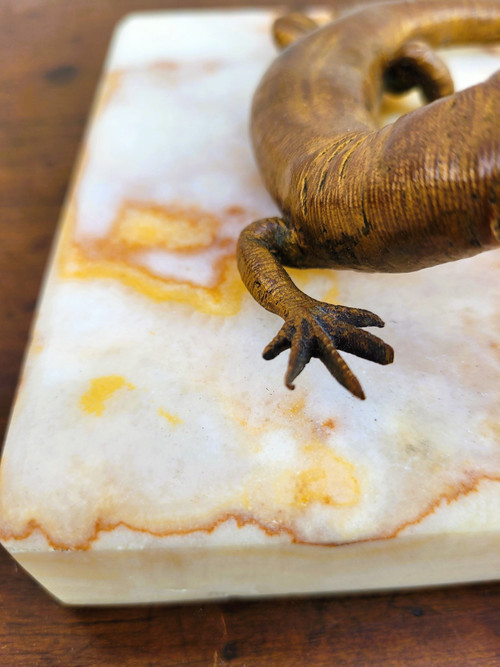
58, 200, 245, 315
1, 474, 498, 552
53, 59, 250, 316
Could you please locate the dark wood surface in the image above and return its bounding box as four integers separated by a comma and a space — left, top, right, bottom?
0, 1, 499, 664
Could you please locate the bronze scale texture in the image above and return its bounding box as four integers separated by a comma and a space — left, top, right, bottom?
237, 0, 500, 399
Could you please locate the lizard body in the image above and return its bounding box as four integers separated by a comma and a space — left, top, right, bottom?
237, 0, 500, 399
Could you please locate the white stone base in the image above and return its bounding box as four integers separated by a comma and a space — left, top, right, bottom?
1, 9, 499, 604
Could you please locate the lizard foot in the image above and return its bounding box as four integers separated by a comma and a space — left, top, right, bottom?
263, 302, 394, 399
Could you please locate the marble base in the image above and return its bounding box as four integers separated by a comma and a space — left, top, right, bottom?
1, 9, 499, 605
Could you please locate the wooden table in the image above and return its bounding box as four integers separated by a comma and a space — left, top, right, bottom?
1, 1, 498, 664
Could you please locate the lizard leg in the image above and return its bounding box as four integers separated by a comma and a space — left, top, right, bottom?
237, 218, 394, 399
384, 39, 454, 102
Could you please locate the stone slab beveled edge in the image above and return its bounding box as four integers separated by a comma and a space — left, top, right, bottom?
12, 532, 499, 605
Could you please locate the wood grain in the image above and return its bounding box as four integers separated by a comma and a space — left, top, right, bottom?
0, 1, 498, 664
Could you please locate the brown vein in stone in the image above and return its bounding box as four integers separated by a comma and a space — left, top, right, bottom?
1, 473, 498, 552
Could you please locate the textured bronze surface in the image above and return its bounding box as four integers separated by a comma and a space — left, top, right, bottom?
237, 0, 500, 399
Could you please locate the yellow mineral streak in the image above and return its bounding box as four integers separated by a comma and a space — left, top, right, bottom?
287, 267, 336, 290
79, 375, 135, 416
275, 442, 360, 509
322, 284, 340, 304
115, 204, 218, 250
57, 202, 245, 316
61, 240, 244, 316
288, 267, 339, 304
158, 407, 183, 425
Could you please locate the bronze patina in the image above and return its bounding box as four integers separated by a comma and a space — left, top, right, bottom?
237, 0, 500, 399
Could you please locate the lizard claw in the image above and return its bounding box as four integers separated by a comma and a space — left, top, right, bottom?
263, 323, 292, 360
263, 301, 394, 399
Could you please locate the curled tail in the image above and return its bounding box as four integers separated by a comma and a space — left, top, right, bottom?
239, 1, 500, 397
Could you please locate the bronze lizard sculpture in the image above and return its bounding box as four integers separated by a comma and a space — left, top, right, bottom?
237, 0, 500, 399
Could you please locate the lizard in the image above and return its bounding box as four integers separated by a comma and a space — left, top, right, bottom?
237, 0, 500, 399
